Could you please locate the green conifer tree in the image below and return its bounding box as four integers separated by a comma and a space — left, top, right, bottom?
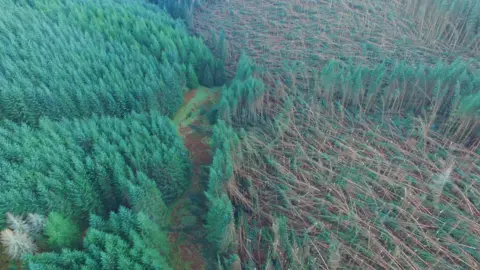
24, 208, 172, 269
44, 212, 82, 250
205, 194, 234, 253
187, 63, 200, 88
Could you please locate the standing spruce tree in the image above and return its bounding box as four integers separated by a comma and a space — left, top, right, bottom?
0, 112, 190, 227
204, 121, 240, 264
0, 0, 222, 125
217, 52, 266, 125
44, 212, 82, 250
24, 207, 172, 269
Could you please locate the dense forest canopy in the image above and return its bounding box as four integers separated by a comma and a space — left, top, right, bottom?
0, 0, 208, 268
0, 0, 223, 125
0, 0, 479, 269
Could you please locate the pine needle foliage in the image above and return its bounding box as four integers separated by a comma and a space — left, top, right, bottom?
205, 193, 235, 253
150, 0, 196, 23
24, 207, 172, 269
0, 111, 190, 227
204, 121, 240, 263
218, 53, 267, 126
44, 212, 82, 250
0, 0, 220, 126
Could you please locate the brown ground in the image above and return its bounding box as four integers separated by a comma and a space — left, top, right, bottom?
168, 88, 218, 270
0, 244, 9, 270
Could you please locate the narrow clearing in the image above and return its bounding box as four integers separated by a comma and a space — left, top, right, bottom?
168, 87, 219, 270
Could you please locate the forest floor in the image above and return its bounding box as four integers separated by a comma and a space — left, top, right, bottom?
0, 244, 10, 270
168, 87, 220, 270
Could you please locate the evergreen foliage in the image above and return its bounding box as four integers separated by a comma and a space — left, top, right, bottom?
0, 0, 225, 268
0, 0, 220, 125
150, 0, 196, 25
24, 207, 172, 269
205, 193, 234, 252
187, 64, 200, 89
216, 30, 228, 62
1, 0, 479, 268
218, 53, 266, 125
204, 121, 240, 261
44, 212, 82, 250
0, 112, 190, 227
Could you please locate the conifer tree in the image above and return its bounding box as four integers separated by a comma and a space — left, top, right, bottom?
44, 212, 82, 250
24, 208, 172, 269
205, 193, 234, 253
0, 0, 221, 125
218, 53, 266, 125
204, 121, 240, 260
217, 30, 228, 62
0, 112, 189, 225
187, 63, 200, 88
